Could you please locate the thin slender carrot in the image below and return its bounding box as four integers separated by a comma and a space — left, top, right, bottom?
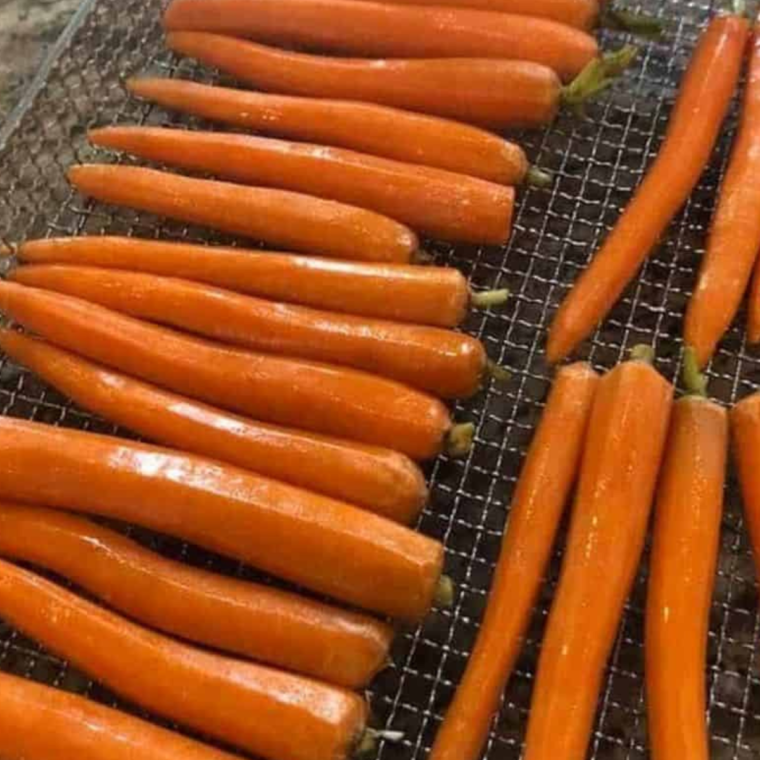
523, 346, 673, 760
429, 362, 599, 760
68, 164, 419, 263
547, 14, 749, 363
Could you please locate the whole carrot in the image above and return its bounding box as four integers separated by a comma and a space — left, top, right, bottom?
646, 350, 727, 760
0, 417, 449, 620
16, 236, 508, 327
90, 126, 515, 244
523, 346, 673, 760
430, 362, 599, 760
547, 13, 749, 363
686, 27, 760, 365
68, 164, 419, 263
163, 0, 598, 81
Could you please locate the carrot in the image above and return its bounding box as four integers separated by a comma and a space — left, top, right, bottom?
163, 0, 599, 82
646, 350, 727, 760
0, 417, 449, 620
90, 126, 516, 244
126, 78, 542, 186
0, 330, 427, 523
686, 29, 760, 365
547, 13, 749, 363
0, 282, 468, 460
523, 346, 673, 760
16, 236, 507, 327
430, 362, 599, 760
167, 32, 636, 129
68, 164, 419, 263
0, 671, 240, 760
11, 265, 494, 399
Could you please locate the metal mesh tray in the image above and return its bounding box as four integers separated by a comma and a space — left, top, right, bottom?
1, 0, 759, 757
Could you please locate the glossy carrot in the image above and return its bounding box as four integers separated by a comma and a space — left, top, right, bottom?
523, 346, 673, 760
430, 362, 599, 760
68, 164, 419, 263
0, 417, 449, 620
16, 236, 507, 327
90, 126, 515, 244
686, 29, 760, 365
0, 671, 239, 760
0, 330, 427, 522
126, 78, 536, 185
646, 352, 726, 760
547, 14, 749, 363
163, 0, 598, 82
0, 282, 467, 459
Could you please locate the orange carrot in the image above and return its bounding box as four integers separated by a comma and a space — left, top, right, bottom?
523, 346, 673, 760
547, 14, 749, 363
429, 362, 599, 760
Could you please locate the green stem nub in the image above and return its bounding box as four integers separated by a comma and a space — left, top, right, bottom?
526, 166, 553, 188
733, 0, 747, 19
682, 346, 708, 397
630, 344, 655, 364
435, 575, 455, 608
487, 359, 512, 384
446, 422, 475, 458
471, 288, 510, 310
601, 7, 664, 39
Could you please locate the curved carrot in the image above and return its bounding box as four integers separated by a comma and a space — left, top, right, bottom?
90, 126, 515, 244
430, 362, 599, 760
68, 164, 419, 263
0, 330, 427, 523
126, 78, 535, 185
0, 282, 465, 459
523, 346, 673, 760
163, 0, 598, 82
547, 14, 749, 363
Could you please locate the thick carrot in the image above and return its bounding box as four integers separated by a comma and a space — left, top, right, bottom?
0, 282, 466, 459
646, 352, 726, 760
68, 164, 419, 263
90, 126, 515, 244
0, 330, 427, 522
126, 78, 536, 186
523, 346, 673, 760
547, 14, 749, 363
686, 28, 760, 365
12, 265, 491, 399
0, 671, 239, 760
163, 0, 598, 82
430, 362, 599, 760
16, 236, 506, 328
0, 417, 449, 620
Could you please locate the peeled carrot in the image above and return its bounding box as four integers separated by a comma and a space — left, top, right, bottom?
90, 126, 515, 244
126, 78, 537, 186
163, 0, 598, 82
68, 164, 419, 263
0, 282, 467, 460
523, 346, 673, 760
16, 236, 507, 327
430, 362, 599, 760
547, 14, 749, 363
0, 417, 449, 620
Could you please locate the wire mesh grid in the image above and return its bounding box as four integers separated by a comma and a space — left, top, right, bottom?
0, 0, 759, 757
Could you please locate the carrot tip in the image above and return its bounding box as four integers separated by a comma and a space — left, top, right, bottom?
682, 347, 709, 397
526, 166, 553, 188
471, 288, 510, 310
434, 575, 455, 608
445, 423, 475, 458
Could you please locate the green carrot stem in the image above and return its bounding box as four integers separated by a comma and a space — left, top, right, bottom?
630, 344, 655, 364
682, 346, 708, 397
446, 422, 475, 458
471, 288, 509, 309
601, 7, 664, 39
526, 166, 553, 188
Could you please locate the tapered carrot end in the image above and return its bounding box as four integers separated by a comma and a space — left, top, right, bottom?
545, 330, 570, 365
748, 324, 760, 345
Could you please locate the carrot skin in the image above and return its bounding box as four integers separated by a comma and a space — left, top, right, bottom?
126, 78, 530, 185
547, 15, 749, 363
166, 32, 562, 129
163, 0, 598, 81
430, 362, 599, 760
68, 164, 419, 263
646, 397, 727, 760
523, 355, 673, 760
17, 236, 472, 327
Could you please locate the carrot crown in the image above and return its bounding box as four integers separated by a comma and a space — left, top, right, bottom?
630, 344, 655, 364
682, 347, 709, 397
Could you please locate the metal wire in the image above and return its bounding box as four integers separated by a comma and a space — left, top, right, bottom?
0, 0, 759, 757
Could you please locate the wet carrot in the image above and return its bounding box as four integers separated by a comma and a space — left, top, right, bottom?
163, 0, 599, 82
90, 126, 515, 244
126, 78, 537, 185
547, 14, 749, 363
430, 362, 599, 760
523, 346, 673, 760
68, 164, 419, 263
